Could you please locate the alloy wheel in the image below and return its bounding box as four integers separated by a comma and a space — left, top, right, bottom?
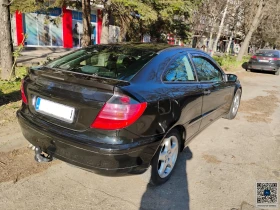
232, 94, 240, 115
157, 136, 179, 178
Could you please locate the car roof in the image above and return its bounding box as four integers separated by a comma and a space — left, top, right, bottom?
256, 49, 280, 56
258, 49, 280, 52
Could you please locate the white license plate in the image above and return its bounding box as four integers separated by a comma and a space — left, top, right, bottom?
35, 97, 75, 123
259, 60, 269, 63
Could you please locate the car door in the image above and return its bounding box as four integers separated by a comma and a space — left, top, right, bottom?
191, 54, 232, 129
162, 52, 204, 140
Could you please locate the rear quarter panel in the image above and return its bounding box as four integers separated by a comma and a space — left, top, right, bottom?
120, 49, 203, 139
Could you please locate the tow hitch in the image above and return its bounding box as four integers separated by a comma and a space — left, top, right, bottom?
34, 147, 53, 163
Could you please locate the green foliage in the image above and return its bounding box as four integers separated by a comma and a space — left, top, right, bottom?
11, 0, 53, 13
11, 0, 75, 14
212, 55, 251, 71
9, 34, 27, 80
145, 0, 200, 41
113, 0, 157, 21
110, 0, 201, 42
0, 67, 27, 114
0, 67, 27, 95
11, 0, 39, 13
0, 80, 21, 96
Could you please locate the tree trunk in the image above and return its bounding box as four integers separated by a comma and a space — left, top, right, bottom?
226, 31, 233, 54
101, 0, 111, 44
81, 0, 91, 47
237, 0, 265, 61
208, 28, 214, 53
100, 10, 109, 44
0, 0, 14, 80
210, 0, 229, 57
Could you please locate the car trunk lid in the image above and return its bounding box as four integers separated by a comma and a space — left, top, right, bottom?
251, 51, 280, 65
25, 67, 130, 131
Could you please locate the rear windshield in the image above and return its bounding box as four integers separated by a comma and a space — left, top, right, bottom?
255, 51, 279, 58
46, 46, 157, 81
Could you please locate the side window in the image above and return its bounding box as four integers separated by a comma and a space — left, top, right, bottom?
192, 57, 223, 82
164, 54, 195, 82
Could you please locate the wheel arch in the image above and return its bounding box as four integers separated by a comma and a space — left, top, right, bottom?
154, 124, 186, 155
171, 125, 186, 152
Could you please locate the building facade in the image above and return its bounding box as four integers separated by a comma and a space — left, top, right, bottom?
13, 7, 102, 48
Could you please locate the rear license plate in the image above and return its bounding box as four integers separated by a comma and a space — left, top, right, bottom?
259, 60, 269, 63
35, 97, 75, 123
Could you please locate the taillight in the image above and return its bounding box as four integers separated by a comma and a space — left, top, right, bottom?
20, 80, 28, 104
271, 57, 280, 61
91, 94, 147, 130
251, 55, 257, 59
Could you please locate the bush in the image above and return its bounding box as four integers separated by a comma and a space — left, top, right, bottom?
212, 55, 251, 71
0, 67, 27, 95
212, 56, 223, 66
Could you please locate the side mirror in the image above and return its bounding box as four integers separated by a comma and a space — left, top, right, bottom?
227, 74, 238, 82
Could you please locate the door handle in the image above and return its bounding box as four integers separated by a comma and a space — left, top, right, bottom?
204, 90, 211, 95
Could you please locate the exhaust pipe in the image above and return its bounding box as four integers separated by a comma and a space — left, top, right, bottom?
34, 147, 53, 163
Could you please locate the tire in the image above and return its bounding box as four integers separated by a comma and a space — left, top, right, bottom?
225, 89, 242, 120
274, 69, 279, 75
150, 130, 181, 186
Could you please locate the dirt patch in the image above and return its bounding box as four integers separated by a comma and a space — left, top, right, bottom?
239, 94, 279, 123
235, 71, 259, 79
0, 101, 21, 127
264, 90, 280, 95
202, 154, 221, 164
0, 147, 58, 183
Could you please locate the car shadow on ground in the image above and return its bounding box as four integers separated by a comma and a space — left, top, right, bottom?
242, 62, 248, 70
248, 70, 276, 75
140, 147, 192, 210
0, 90, 21, 106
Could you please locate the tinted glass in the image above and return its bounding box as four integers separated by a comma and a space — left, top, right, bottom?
192, 57, 223, 82
46, 46, 157, 81
164, 54, 195, 82
255, 51, 279, 58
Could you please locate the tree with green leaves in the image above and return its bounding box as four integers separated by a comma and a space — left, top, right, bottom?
237, 0, 266, 61
101, 0, 201, 43
101, 0, 157, 43
256, 0, 280, 48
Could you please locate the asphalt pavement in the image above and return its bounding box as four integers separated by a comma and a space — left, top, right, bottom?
16, 47, 73, 67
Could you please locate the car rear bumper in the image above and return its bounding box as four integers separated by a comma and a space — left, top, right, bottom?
17, 111, 163, 175
248, 64, 279, 71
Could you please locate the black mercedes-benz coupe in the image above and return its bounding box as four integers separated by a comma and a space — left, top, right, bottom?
17, 43, 242, 185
